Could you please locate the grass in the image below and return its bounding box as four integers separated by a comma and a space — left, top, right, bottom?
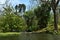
0, 32, 20, 40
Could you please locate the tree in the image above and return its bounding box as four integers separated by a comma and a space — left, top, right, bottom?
0, 5, 27, 32
24, 11, 35, 31
18, 4, 26, 12
15, 4, 26, 16
15, 5, 18, 15
51, 0, 60, 32
15, 4, 26, 14
3, 5, 13, 14
34, 2, 51, 30
31, 0, 60, 32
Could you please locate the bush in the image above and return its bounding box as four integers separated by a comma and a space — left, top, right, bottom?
0, 13, 27, 32
24, 11, 38, 31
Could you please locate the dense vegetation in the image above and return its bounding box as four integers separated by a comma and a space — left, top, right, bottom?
0, 0, 59, 33
0, 0, 60, 40
0, 3, 52, 32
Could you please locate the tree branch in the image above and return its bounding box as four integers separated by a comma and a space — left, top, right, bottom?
56, 0, 60, 6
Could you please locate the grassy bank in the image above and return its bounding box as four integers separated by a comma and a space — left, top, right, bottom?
0, 32, 20, 40
0, 32, 60, 40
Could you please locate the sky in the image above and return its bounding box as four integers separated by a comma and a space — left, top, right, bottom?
0, 0, 60, 11
0, 0, 31, 11
0, 0, 30, 5
0, 0, 6, 4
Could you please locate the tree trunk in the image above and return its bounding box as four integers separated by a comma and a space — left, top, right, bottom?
53, 9, 58, 31
16, 9, 17, 15
51, 0, 60, 32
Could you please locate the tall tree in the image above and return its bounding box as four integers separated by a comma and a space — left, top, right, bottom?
31, 0, 60, 32
34, 2, 51, 30
15, 4, 26, 16
19, 4, 26, 12
51, 0, 60, 32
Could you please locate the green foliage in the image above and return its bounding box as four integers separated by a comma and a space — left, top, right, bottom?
0, 13, 27, 32
0, 3, 52, 32
0, 5, 27, 32
24, 11, 38, 31
3, 5, 14, 14
34, 3, 51, 30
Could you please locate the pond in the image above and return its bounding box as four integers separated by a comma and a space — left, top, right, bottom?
0, 32, 60, 40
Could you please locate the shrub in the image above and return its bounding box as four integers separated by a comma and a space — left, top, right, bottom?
0, 13, 27, 32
